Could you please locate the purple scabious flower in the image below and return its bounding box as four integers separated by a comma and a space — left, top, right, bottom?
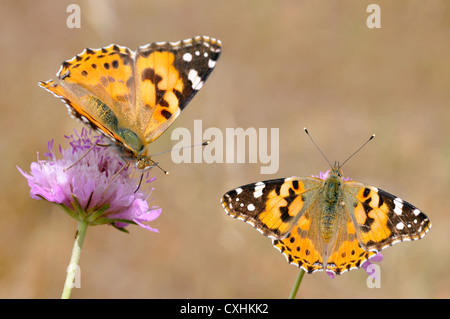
313, 169, 352, 181
313, 170, 333, 180
17, 128, 161, 232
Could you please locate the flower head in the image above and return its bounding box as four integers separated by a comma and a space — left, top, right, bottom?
18, 128, 161, 232
313, 170, 332, 180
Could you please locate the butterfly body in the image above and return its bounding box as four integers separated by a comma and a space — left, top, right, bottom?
320, 172, 343, 241
39, 36, 221, 171
222, 163, 431, 275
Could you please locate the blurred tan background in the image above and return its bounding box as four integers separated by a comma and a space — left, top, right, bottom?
1, 0, 449, 298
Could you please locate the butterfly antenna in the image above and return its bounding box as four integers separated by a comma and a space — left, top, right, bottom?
152, 161, 169, 175
146, 141, 210, 176
340, 134, 375, 168
304, 128, 333, 169
150, 141, 210, 157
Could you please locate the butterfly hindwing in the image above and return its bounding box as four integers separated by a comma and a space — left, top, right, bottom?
271, 182, 377, 274
272, 214, 325, 273
39, 44, 141, 152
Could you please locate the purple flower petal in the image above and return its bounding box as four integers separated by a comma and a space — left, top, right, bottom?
312, 170, 352, 181
362, 252, 383, 279
18, 129, 161, 232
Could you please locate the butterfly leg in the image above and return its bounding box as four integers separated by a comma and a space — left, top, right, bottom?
101, 161, 131, 198
134, 173, 144, 193
150, 160, 169, 175
63, 141, 109, 172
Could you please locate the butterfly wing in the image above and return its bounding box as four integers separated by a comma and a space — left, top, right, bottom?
343, 182, 431, 251
271, 194, 379, 274
134, 36, 222, 143
221, 177, 323, 239
39, 44, 140, 153
272, 210, 326, 273
324, 215, 379, 275
39, 37, 222, 158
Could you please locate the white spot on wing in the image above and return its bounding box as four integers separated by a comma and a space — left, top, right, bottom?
253, 182, 265, 198
193, 80, 203, 90
188, 69, 198, 82
188, 69, 203, 90
393, 198, 404, 215
208, 59, 216, 68
396, 222, 404, 230
182, 52, 192, 62
253, 189, 263, 198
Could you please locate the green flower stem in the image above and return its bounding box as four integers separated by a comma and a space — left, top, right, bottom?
288, 268, 305, 299
61, 220, 88, 299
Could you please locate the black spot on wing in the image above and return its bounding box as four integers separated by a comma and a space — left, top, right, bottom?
161, 109, 172, 120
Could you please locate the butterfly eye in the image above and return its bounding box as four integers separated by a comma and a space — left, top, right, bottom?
136, 161, 147, 171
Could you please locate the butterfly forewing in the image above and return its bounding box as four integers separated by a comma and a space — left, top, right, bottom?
222, 177, 323, 239
343, 183, 431, 251
135, 36, 222, 143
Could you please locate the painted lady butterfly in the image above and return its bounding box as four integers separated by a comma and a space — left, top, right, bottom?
39, 36, 221, 171
222, 161, 431, 275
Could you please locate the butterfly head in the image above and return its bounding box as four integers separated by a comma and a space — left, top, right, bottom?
321, 162, 345, 199
136, 151, 169, 175
136, 154, 155, 171
331, 161, 344, 178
